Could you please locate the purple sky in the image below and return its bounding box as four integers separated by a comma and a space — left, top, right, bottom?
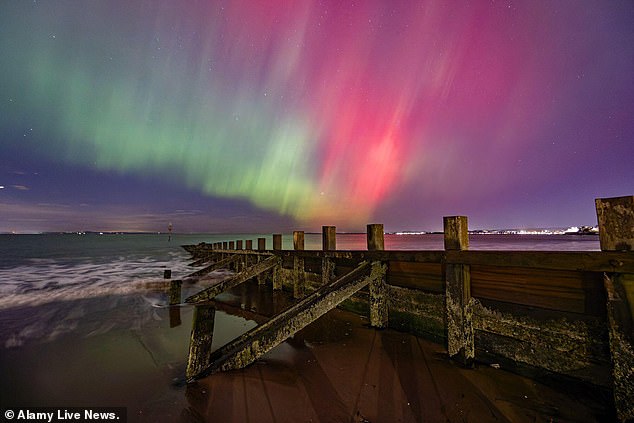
1, 1, 632, 233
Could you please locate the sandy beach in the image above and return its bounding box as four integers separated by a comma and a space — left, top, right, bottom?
0, 276, 612, 422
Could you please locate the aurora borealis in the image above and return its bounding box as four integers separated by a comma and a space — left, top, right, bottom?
1, 1, 633, 233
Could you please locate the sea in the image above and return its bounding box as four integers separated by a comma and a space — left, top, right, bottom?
0, 232, 600, 420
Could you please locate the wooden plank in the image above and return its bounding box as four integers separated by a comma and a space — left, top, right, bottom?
470, 265, 603, 314
387, 261, 443, 292
446, 250, 634, 273
185, 256, 278, 303
188, 261, 373, 380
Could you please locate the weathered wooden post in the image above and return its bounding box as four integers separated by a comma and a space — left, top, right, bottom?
368, 224, 388, 328
167, 267, 182, 327
293, 231, 305, 298
222, 241, 228, 250
257, 238, 267, 285
236, 240, 243, 250
322, 226, 336, 285
272, 234, 283, 290
228, 241, 235, 250
595, 195, 634, 422
169, 279, 182, 305
186, 305, 216, 380
444, 216, 474, 368
245, 240, 253, 270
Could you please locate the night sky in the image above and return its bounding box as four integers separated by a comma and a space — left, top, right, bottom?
1, 1, 632, 233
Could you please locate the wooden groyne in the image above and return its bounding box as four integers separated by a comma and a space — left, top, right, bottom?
181, 195, 634, 421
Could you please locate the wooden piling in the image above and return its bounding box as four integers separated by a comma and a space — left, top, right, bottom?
229, 241, 235, 250
273, 234, 282, 250
322, 226, 336, 251
257, 238, 267, 285
222, 241, 228, 250
186, 305, 216, 380
595, 196, 634, 422
444, 216, 474, 368
272, 234, 283, 290
245, 240, 253, 250
236, 240, 243, 250
322, 226, 336, 285
367, 223, 385, 251
169, 279, 182, 305
368, 224, 388, 328
293, 231, 305, 299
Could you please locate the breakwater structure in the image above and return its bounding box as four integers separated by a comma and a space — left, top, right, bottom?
178, 195, 633, 422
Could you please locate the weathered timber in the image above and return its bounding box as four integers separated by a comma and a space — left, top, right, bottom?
293, 231, 305, 298
470, 265, 605, 315
273, 234, 282, 250
444, 216, 474, 368
187, 261, 374, 380
236, 240, 243, 250
169, 279, 182, 305
245, 240, 253, 250
596, 196, 634, 422
367, 224, 388, 328
322, 226, 336, 251
596, 195, 634, 252
367, 223, 385, 251
272, 256, 283, 291
186, 305, 216, 379
604, 274, 634, 422
187, 254, 241, 279
186, 256, 278, 303
228, 241, 235, 250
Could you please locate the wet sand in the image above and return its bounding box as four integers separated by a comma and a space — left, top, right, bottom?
0, 279, 611, 422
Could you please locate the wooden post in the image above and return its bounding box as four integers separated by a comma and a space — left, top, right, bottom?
273, 234, 282, 250
169, 278, 183, 327
169, 279, 182, 305
257, 238, 267, 285
444, 216, 474, 368
272, 234, 282, 290
222, 241, 228, 250
293, 231, 305, 298
228, 241, 235, 250
322, 226, 336, 251
367, 223, 385, 251
595, 196, 634, 422
236, 240, 243, 250
186, 305, 216, 380
245, 240, 253, 270
322, 226, 336, 285
169, 306, 181, 328
368, 224, 388, 328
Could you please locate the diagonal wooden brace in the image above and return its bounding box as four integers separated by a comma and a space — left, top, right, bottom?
185, 256, 277, 303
